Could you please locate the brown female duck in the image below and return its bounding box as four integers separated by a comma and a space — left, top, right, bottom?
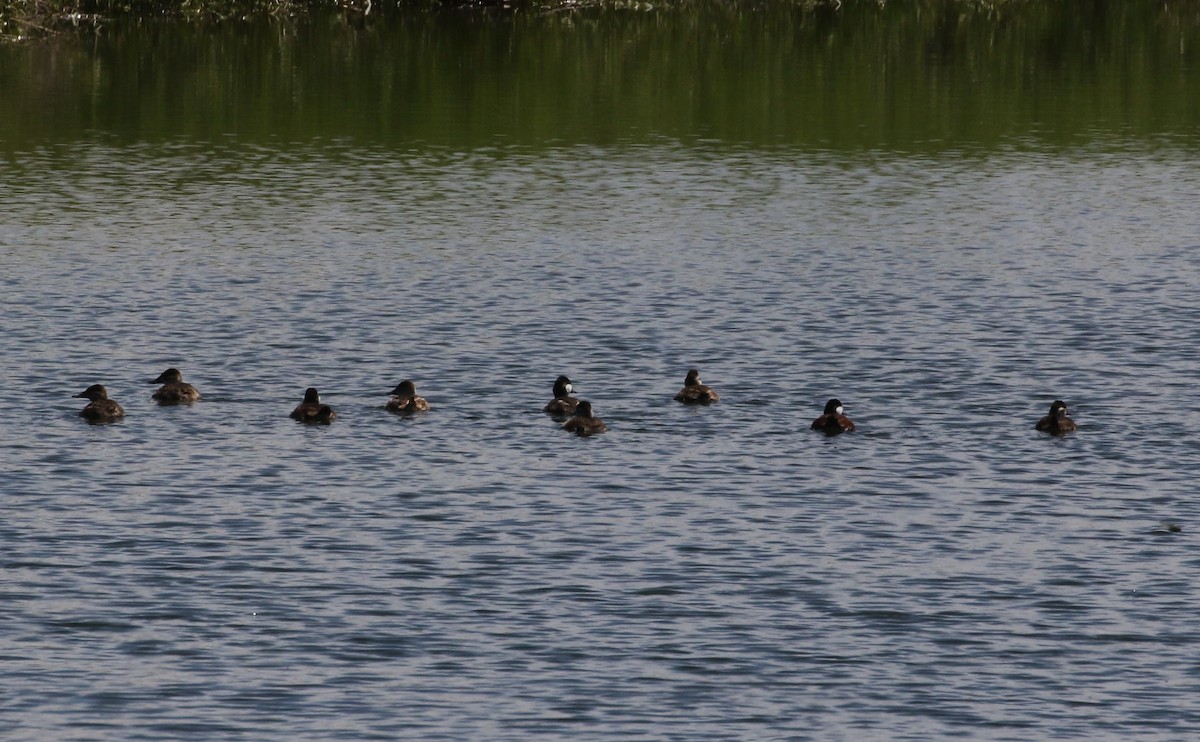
74, 384, 125, 424
291, 387, 336, 424
149, 367, 201, 405
674, 368, 719, 405
562, 400, 606, 437
1035, 400, 1077, 435
386, 380, 430, 414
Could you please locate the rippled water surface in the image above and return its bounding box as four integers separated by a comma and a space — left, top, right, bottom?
3, 139, 1200, 740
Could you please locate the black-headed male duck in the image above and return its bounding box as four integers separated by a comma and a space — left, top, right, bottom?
562, 400, 606, 437
291, 387, 336, 424
1035, 400, 1077, 435
386, 380, 430, 414
811, 398, 855, 435
149, 367, 201, 405
74, 384, 125, 424
674, 368, 720, 405
544, 375, 580, 416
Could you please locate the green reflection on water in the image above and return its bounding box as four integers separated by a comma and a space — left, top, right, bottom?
1, 1, 1198, 151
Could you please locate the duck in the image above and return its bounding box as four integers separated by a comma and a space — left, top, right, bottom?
543, 375, 580, 416
386, 379, 430, 414
291, 387, 336, 424
149, 367, 201, 405
562, 400, 607, 436
811, 398, 855, 435
674, 368, 720, 405
74, 384, 125, 424
1035, 400, 1077, 435
309, 404, 337, 424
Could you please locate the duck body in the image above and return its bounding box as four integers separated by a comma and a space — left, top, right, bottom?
292, 387, 336, 424
544, 375, 580, 417
309, 404, 337, 424
74, 384, 125, 424
811, 398, 855, 435
386, 380, 429, 414
674, 368, 719, 405
562, 400, 606, 436
1035, 400, 1077, 435
149, 367, 201, 405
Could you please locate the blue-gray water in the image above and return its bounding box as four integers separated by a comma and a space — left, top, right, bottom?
3, 140, 1200, 740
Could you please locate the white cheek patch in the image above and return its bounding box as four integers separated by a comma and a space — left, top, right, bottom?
565, 384, 573, 395
836, 406, 844, 416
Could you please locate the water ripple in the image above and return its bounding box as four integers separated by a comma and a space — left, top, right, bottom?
2, 141, 1200, 739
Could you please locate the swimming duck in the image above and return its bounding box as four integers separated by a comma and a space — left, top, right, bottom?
386, 380, 430, 414
149, 367, 201, 405
544, 375, 580, 416
291, 387, 336, 424
674, 368, 720, 405
811, 398, 855, 435
310, 404, 337, 424
562, 400, 607, 436
1035, 400, 1077, 435
74, 384, 125, 424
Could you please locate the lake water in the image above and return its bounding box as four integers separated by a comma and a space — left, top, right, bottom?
3, 4, 1200, 740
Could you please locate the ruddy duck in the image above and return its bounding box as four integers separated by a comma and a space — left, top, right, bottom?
74, 384, 125, 424
811, 398, 855, 435
562, 400, 606, 436
386, 380, 429, 414
149, 367, 201, 405
544, 375, 580, 416
1035, 400, 1077, 435
674, 368, 719, 405
291, 387, 336, 424
310, 404, 337, 424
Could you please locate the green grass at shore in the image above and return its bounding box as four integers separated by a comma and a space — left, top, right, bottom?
0, 0, 877, 42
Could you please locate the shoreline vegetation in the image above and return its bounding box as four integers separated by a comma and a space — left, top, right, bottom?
0, 0, 837, 40
4, 0, 1199, 42
14, 0, 1186, 40
3, 0, 1196, 149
